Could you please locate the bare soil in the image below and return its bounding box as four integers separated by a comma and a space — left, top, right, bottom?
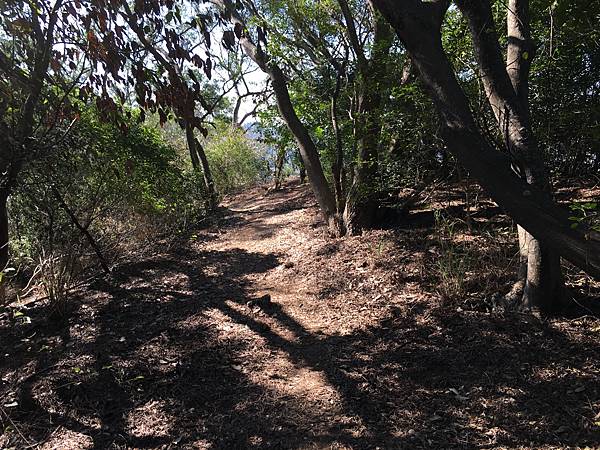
1, 179, 599, 449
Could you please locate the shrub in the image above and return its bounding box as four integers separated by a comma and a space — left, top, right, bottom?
204, 122, 270, 194
7, 107, 207, 305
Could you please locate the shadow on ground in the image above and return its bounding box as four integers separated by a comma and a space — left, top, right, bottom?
1, 183, 598, 449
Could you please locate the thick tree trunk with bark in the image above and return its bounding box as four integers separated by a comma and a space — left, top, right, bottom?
506, 0, 532, 111
371, 0, 600, 301
507, 0, 565, 309
185, 123, 217, 210
457, 0, 565, 309
507, 0, 564, 308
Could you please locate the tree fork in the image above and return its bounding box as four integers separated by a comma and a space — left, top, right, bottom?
506, 0, 564, 310
370, 0, 600, 288
456, 0, 566, 310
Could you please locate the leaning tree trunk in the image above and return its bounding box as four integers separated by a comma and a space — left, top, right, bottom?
457, 0, 565, 310
185, 123, 217, 210
269, 65, 342, 234
211, 0, 343, 235
370, 0, 600, 295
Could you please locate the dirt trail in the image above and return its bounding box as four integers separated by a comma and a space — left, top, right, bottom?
1, 180, 599, 449
205, 184, 348, 427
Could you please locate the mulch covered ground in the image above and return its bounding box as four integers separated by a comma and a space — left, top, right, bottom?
1, 179, 599, 449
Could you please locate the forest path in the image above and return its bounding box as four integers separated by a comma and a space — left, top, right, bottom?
197, 181, 352, 437
2, 180, 599, 450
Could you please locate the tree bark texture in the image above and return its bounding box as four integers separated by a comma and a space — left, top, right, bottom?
457, 0, 565, 309
185, 122, 217, 210
330, 71, 345, 214
507, 0, 564, 308
370, 0, 600, 294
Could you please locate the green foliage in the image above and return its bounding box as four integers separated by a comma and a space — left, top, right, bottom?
529, 1, 600, 176
569, 202, 600, 232
258, 104, 303, 177
9, 107, 207, 291
204, 122, 270, 194
1, 0, 598, 310
380, 75, 446, 191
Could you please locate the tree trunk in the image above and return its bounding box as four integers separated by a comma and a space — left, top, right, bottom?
186, 123, 202, 171
507, 0, 564, 309
457, 0, 565, 309
195, 140, 217, 210
506, 0, 532, 112
341, 7, 393, 234
370, 0, 600, 293
299, 164, 307, 184
330, 72, 345, 214
186, 123, 217, 210
273, 148, 285, 190
211, 0, 342, 235
268, 66, 342, 235
506, 0, 566, 309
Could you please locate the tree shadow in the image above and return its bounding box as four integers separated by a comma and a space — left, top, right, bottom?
1, 182, 598, 449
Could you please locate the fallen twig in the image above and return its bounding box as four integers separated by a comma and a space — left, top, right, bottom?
0, 405, 34, 447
